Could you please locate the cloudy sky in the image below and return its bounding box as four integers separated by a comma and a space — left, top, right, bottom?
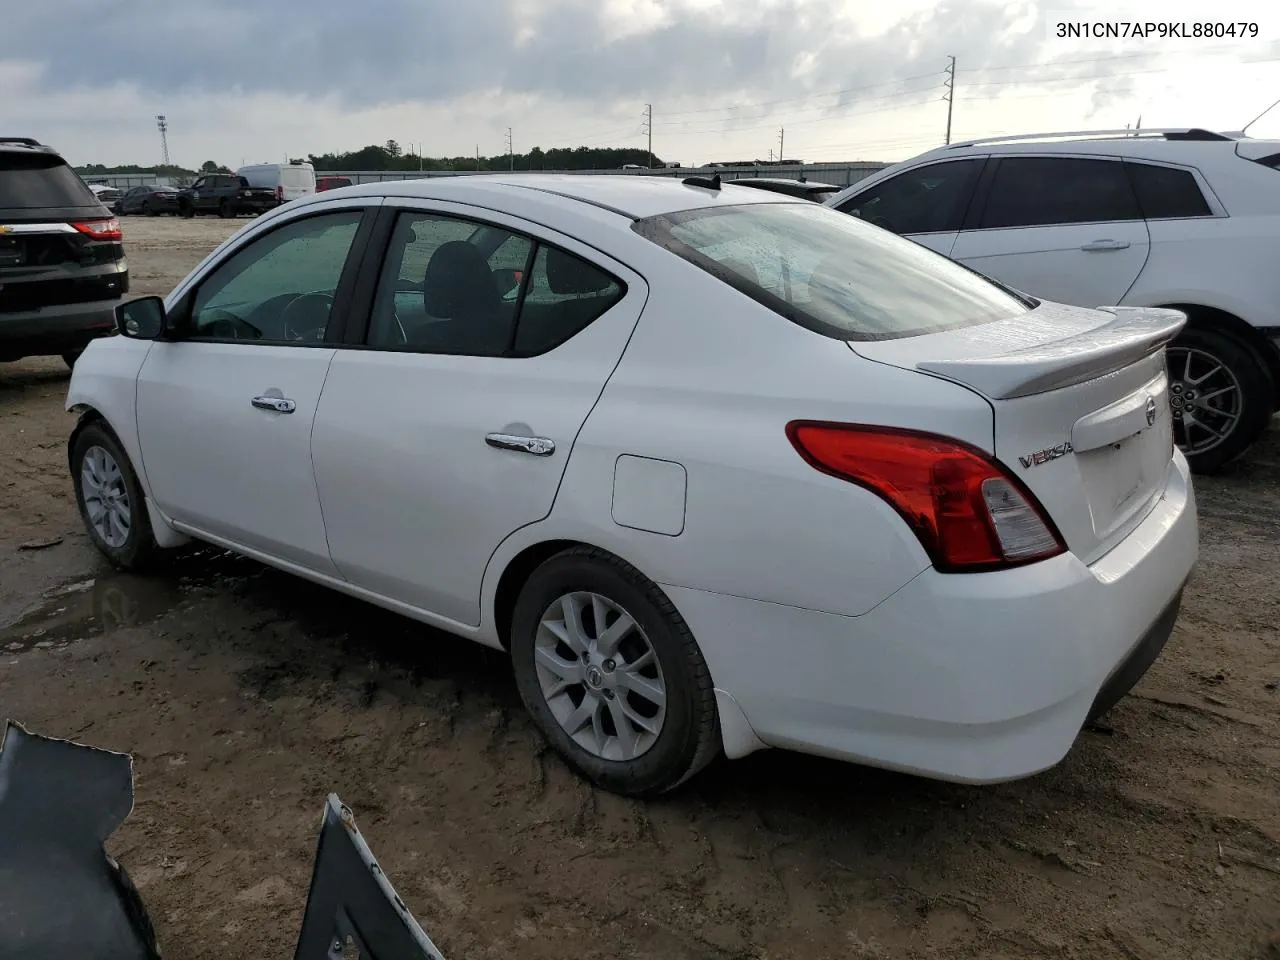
3, 0, 1278, 168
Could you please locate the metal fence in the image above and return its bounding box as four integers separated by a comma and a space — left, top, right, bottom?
323, 162, 888, 188
80, 161, 889, 191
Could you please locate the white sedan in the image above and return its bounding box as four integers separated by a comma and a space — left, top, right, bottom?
65, 174, 1198, 796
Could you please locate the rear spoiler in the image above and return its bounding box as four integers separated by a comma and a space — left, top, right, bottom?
916, 307, 1187, 400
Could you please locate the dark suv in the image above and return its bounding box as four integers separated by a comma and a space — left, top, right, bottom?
177, 174, 277, 218
0, 138, 127, 367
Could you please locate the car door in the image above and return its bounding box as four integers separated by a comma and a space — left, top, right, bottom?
136, 203, 377, 575
830, 157, 985, 256
310, 204, 648, 627
948, 155, 1152, 307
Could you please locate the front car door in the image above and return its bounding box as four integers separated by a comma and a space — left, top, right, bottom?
830, 157, 985, 257
310, 203, 648, 627
136, 202, 377, 575
948, 155, 1152, 306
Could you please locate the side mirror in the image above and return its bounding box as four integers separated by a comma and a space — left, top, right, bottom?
115, 296, 166, 340
492, 267, 522, 296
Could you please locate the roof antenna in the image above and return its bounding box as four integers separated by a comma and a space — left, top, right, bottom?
682, 173, 721, 191
1242, 95, 1280, 135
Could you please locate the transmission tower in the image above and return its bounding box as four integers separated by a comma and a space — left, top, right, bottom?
642, 104, 653, 167
156, 115, 170, 165
942, 57, 955, 145
506, 127, 513, 171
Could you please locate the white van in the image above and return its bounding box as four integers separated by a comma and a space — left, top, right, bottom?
235, 161, 316, 205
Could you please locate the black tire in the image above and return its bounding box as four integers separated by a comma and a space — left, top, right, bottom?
61, 350, 83, 369
179, 202, 194, 219
1169, 326, 1274, 474
510, 547, 720, 797
70, 421, 157, 570
218, 199, 235, 219
144, 201, 158, 217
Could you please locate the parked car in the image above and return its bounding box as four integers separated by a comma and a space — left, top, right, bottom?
237, 160, 317, 205
729, 177, 841, 201
87, 183, 122, 204
824, 127, 1280, 474
115, 184, 181, 216
177, 174, 278, 218
316, 175, 354, 193
0, 137, 126, 368
66, 174, 1197, 797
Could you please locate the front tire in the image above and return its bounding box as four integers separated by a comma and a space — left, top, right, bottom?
510, 547, 720, 797
218, 200, 235, 219
70, 422, 157, 570
179, 202, 194, 219
1166, 327, 1273, 474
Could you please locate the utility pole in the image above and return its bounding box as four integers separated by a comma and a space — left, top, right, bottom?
506, 127, 513, 171
642, 104, 653, 167
476, 145, 480, 170
943, 56, 955, 145
156, 115, 170, 165
778, 127, 785, 162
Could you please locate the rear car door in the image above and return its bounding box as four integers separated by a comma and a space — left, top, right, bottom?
830, 158, 985, 256
949, 155, 1151, 306
310, 204, 647, 627
136, 202, 377, 574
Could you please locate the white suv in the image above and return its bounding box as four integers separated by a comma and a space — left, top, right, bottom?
824, 128, 1280, 473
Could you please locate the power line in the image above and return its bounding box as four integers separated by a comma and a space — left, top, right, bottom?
657, 70, 945, 119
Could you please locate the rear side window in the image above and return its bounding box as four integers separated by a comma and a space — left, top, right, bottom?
635, 201, 1028, 342
979, 157, 1141, 229
1124, 162, 1212, 218
513, 245, 624, 355
0, 154, 98, 210
835, 159, 982, 235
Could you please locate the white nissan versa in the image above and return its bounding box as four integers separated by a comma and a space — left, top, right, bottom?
65, 174, 1198, 797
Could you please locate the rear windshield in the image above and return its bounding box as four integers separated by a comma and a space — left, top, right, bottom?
0, 154, 99, 209
634, 201, 1029, 341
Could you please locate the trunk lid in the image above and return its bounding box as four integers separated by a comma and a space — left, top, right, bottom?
850, 302, 1186, 565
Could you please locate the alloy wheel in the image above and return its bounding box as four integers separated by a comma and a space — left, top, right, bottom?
533, 591, 667, 761
1166, 345, 1243, 456
80, 445, 132, 548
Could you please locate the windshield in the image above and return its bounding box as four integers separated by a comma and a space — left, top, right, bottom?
634, 201, 1029, 341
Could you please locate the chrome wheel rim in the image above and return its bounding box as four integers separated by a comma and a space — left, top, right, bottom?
534, 592, 667, 761
1166, 346, 1243, 456
80, 445, 131, 548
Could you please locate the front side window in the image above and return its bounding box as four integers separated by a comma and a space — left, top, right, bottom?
635, 201, 1028, 341
187, 211, 363, 342
979, 157, 1141, 229
835, 159, 982, 235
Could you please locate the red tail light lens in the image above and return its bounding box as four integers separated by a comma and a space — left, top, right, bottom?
786, 421, 1066, 572
70, 217, 122, 241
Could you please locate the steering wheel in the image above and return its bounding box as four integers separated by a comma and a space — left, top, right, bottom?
280, 293, 334, 342
200, 309, 261, 340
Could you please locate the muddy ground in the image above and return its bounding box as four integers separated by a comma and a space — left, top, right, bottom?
1, 217, 1278, 960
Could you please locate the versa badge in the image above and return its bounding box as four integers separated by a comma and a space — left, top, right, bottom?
1018, 442, 1074, 469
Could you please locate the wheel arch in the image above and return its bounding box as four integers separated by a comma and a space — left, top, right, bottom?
491, 538, 610, 651
1158, 302, 1280, 408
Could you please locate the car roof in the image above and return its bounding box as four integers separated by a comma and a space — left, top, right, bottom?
313, 173, 798, 220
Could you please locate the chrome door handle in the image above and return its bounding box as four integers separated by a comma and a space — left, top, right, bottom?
1080, 239, 1130, 251
485, 433, 555, 456
251, 395, 296, 414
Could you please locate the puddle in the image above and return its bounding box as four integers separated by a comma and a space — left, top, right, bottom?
0, 549, 258, 655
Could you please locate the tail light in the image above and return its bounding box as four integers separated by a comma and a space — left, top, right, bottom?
276, 185, 284, 202
786, 421, 1066, 572
70, 217, 122, 241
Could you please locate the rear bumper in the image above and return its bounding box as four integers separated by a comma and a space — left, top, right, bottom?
666, 451, 1198, 783
0, 300, 119, 359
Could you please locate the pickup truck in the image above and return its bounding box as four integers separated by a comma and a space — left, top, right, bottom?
177, 174, 278, 218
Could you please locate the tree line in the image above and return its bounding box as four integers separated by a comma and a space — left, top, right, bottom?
75, 143, 670, 177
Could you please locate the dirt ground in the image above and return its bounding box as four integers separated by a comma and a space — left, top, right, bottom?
1, 216, 1278, 960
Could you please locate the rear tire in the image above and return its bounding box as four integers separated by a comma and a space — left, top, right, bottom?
510, 547, 720, 798
70, 422, 158, 571
179, 202, 194, 219
218, 200, 235, 219
1167, 327, 1273, 474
